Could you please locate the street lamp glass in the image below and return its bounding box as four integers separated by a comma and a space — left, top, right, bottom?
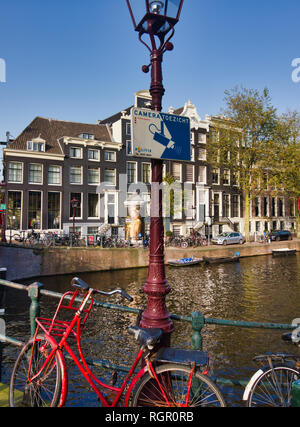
126, 0, 183, 34
150, 1, 164, 14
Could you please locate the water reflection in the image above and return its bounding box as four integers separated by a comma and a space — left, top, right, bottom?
2, 254, 300, 406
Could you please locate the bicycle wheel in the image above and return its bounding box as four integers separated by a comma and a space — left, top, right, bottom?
245, 366, 300, 407
132, 363, 226, 407
10, 335, 63, 407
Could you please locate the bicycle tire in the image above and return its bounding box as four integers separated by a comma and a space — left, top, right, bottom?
244, 365, 300, 407
9, 335, 63, 407
132, 363, 226, 407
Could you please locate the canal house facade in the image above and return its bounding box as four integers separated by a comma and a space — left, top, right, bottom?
3, 90, 297, 239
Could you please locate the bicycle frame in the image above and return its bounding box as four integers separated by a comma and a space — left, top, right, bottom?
27, 288, 173, 407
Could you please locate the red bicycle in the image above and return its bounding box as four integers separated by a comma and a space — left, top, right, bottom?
9, 277, 226, 407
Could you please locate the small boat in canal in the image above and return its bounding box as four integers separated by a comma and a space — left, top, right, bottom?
203, 252, 240, 265
272, 248, 297, 256
167, 257, 203, 267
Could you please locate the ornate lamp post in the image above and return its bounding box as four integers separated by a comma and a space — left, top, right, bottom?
125, 0, 184, 339
0, 182, 6, 243
70, 197, 79, 237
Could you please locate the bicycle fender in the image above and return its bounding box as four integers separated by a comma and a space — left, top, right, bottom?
124, 365, 148, 407
243, 369, 264, 401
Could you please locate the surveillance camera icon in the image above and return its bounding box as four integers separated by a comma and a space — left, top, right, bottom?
149, 123, 175, 150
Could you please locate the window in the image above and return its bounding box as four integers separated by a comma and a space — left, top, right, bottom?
263, 197, 268, 217
171, 162, 181, 181
223, 169, 230, 185
197, 166, 207, 184
7, 191, 22, 229
142, 163, 151, 184
127, 162, 137, 184
48, 192, 60, 229
87, 226, 98, 235
278, 198, 284, 217
8, 162, 23, 183
78, 133, 94, 140
28, 191, 41, 229
223, 194, 230, 217
29, 164, 43, 184
232, 195, 239, 217
256, 221, 261, 232
254, 198, 260, 217
212, 169, 219, 185
172, 225, 182, 236
104, 168, 116, 185
104, 151, 116, 162
70, 166, 82, 184
126, 140, 132, 155
88, 167, 100, 185
186, 164, 194, 183
126, 123, 131, 135
88, 193, 99, 218
198, 148, 206, 161
27, 141, 45, 152
69, 147, 82, 158
70, 193, 82, 218
88, 149, 99, 161
271, 198, 276, 216
48, 165, 61, 185
107, 193, 116, 224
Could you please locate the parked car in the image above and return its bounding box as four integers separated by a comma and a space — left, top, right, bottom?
211, 232, 245, 246
269, 230, 293, 242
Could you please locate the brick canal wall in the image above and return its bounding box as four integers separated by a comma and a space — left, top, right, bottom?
0, 240, 299, 282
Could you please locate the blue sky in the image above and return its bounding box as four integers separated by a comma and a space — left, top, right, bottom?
0, 0, 300, 141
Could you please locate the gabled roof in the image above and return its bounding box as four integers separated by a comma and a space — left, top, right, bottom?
7, 116, 113, 154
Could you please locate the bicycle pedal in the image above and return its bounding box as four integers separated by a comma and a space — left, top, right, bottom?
110, 371, 118, 386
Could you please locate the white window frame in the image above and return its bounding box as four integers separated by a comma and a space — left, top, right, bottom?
28, 163, 43, 185
197, 165, 207, 185
69, 192, 83, 220
127, 161, 137, 184
69, 166, 83, 185
104, 151, 116, 162
69, 146, 83, 159
88, 149, 100, 161
87, 193, 100, 219
185, 164, 194, 183
48, 165, 62, 186
104, 168, 116, 186
8, 161, 23, 184
142, 162, 151, 184
88, 167, 100, 186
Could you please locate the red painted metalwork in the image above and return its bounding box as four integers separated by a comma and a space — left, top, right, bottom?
125, 1, 185, 338
24, 287, 201, 407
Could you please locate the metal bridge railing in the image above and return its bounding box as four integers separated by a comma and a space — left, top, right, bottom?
0, 271, 298, 396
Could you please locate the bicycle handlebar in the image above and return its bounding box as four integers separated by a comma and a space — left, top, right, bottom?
71, 277, 133, 302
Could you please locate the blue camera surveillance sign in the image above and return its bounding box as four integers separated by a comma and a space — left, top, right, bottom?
131, 108, 191, 161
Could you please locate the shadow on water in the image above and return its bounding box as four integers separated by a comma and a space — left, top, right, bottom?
2, 254, 300, 406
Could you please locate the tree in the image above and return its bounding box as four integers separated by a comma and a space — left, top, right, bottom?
267, 111, 300, 236
207, 87, 278, 241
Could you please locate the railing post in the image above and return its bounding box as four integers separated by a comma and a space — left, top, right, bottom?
0, 268, 7, 315
191, 311, 205, 351
292, 380, 300, 407
28, 282, 43, 337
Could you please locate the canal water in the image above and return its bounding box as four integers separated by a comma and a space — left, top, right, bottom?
2, 253, 300, 407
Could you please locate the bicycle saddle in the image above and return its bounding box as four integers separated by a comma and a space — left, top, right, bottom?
128, 326, 162, 349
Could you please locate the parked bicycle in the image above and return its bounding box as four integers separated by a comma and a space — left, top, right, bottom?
243, 331, 300, 407
9, 277, 226, 407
